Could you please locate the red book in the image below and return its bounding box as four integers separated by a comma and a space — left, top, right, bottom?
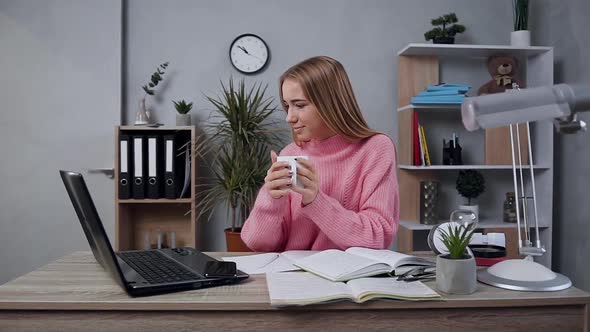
413, 112, 420, 166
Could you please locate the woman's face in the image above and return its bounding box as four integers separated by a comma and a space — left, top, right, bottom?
282, 78, 335, 142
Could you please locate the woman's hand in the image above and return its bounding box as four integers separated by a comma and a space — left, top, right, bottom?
290, 158, 319, 205
264, 151, 292, 199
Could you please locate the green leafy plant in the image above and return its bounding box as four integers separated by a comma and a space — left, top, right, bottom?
456, 170, 486, 205
142, 62, 169, 96
173, 99, 193, 114
513, 0, 529, 31
439, 223, 475, 259
424, 13, 466, 42
195, 78, 285, 232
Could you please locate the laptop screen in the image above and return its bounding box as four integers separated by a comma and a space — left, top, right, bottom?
60, 170, 128, 291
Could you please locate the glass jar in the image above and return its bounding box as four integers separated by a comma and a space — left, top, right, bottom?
503, 192, 517, 223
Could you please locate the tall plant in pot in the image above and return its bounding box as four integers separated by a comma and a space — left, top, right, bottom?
195, 78, 284, 251
435, 211, 478, 294
511, 0, 530, 46
456, 169, 485, 220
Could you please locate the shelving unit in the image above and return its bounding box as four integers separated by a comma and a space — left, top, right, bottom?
395, 44, 555, 266
114, 126, 197, 251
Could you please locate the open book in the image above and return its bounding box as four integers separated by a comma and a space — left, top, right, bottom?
267, 272, 440, 306
221, 251, 318, 274
293, 247, 435, 282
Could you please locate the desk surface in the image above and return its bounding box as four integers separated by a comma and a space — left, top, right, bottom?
1, 252, 589, 332
0, 251, 589, 311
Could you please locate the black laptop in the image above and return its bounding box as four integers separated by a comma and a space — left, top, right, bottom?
60, 170, 248, 297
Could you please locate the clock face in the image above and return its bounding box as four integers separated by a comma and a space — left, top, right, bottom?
229, 34, 270, 74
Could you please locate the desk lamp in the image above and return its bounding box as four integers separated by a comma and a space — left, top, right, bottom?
461, 83, 590, 291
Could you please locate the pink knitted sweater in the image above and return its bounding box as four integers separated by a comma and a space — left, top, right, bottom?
241, 134, 399, 252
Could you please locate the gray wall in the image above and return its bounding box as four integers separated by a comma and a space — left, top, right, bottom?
0, 0, 121, 284
533, 0, 590, 291
7, 0, 586, 288
123, 0, 514, 250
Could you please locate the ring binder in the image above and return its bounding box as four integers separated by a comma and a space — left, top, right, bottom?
118, 134, 131, 199
132, 135, 146, 199
164, 134, 177, 198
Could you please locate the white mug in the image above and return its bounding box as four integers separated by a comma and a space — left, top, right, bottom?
277, 156, 309, 188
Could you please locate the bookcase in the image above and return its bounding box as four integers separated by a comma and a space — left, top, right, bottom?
114, 126, 197, 251
395, 44, 555, 267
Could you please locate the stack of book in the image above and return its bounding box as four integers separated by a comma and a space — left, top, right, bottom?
410, 83, 471, 105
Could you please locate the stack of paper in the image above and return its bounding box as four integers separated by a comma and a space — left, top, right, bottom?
410, 83, 471, 105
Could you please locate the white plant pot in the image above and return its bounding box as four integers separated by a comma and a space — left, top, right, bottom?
436, 254, 477, 294
176, 114, 191, 126
458, 204, 479, 221
511, 30, 531, 47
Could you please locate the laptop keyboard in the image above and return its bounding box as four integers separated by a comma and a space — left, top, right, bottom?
119, 251, 201, 284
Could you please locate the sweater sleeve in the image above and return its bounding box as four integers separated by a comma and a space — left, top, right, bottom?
240, 145, 298, 252
300, 140, 399, 249
240, 188, 290, 252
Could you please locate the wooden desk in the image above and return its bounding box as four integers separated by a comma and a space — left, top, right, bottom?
0, 252, 589, 332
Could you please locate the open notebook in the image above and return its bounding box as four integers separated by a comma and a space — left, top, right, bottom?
293, 247, 435, 282
267, 272, 440, 306
221, 251, 318, 274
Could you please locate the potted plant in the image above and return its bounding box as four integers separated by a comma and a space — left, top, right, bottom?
173, 99, 193, 126
511, 0, 530, 46
136, 62, 169, 125
435, 212, 478, 294
424, 13, 466, 44
456, 169, 485, 220
195, 78, 284, 251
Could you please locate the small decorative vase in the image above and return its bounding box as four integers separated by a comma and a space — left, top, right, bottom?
458, 204, 479, 222
436, 254, 477, 294
176, 114, 191, 126
420, 181, 440, 225
135, 97, 150, 125
433, 36, 455, 44
510, 30, 531, 47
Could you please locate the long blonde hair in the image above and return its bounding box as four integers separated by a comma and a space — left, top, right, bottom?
279, 56, 379, 144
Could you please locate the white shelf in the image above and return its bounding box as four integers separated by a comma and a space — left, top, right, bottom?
397, 104, 461, 112
397, 43, 552, 58
398, 165, 550, 170
400, 219, 550, 231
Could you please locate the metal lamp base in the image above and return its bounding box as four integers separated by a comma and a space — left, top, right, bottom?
477, 259, 572, 292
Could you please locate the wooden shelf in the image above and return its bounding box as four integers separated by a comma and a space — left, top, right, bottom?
118, 125, 194, 131
397, 104, 461, 112
115, 126, 197, 251
398, 165, 549, 170
118, 198, 192, 204
397, 43, 552, 58
394, 44, 555, 266
399, 219, 550, 231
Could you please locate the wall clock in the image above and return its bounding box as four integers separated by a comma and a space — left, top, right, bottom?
229, 33, 270, 74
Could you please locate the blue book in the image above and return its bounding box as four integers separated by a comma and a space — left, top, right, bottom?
426, 84, 471, 92
411, 96, 465, 104
418, 90, 466, 97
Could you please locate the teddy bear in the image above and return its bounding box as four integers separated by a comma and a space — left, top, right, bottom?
477, 54, 524, 96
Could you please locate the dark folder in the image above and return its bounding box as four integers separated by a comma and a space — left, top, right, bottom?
163, 134, 177, 198
132, 135, 146, 199
118, 134, 131, 199
146, 135, 163, 199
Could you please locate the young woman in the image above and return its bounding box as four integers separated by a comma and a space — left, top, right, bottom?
241, 56, 399, 252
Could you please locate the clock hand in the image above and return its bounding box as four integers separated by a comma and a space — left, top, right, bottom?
237, 45, 249, 54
